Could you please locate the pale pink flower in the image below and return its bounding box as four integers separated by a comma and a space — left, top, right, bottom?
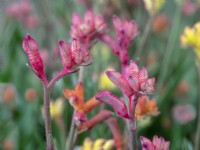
6, 1, 38, 27
182, 0, 197, 16
140, 135, 170, 150
70, 10, 106, 49
172, 104, 196, 124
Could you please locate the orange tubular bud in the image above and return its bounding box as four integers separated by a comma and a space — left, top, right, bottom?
106, 118, 123, 150
83, 97, 102, 113
78, 110, 113, 131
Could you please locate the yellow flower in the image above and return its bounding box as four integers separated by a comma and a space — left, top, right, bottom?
80, 138, 114, 150
143, 0, 165, 15
180, 22, 200, 60
50, 98, 64, 119
98, 67, 116, 90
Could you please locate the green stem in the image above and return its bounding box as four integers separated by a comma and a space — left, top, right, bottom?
66, 111, 76, 150
195, 60, 200, 150
156, 4, 182, 93
134, 15, 155, 60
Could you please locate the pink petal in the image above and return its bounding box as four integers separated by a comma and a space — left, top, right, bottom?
112, 15, 122, 32
95, 91, 130, 119
106, 71, 133, 97
139, 67, 148, 82
140, 136, 155, 150
58, 40, 72, 68
72, 13, 82, 26
129, 60, 139, 76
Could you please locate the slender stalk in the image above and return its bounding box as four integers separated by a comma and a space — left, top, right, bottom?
134, 15, 155, 60
43, 83, 54, 150
66, 110, 76, 150
195, 60, 200, 150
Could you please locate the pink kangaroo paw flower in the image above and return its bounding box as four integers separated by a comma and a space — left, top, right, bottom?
106, 71, 134, 97
22, 34, 46, 80
95, 91, 130, 119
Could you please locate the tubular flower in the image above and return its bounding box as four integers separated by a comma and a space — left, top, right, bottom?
58, 38, 92, 69
63, 82, 101, 113
70, 10, 106, 49
96, 60, 155, 119
143, 0, 165, 16
100, 16, 138, 66
22, 34, 47, 81
78, 110, 113, 131
106, 118, 123, 150
80, 138, 115, 150
140, 135, 170, 150
135, 96, 159, 119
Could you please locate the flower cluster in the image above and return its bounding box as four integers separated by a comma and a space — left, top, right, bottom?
140, 135, 170, 150
96, 60, 155, 119
6, 1, 38, 27
180, 22, 200, 60
58, 38, 92, 69
101, 16, 138, 66
70, 10, 106, 49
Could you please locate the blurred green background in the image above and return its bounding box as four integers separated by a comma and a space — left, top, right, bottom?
0, 0, 200, 149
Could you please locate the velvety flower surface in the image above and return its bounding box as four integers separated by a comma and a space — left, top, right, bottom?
58, 38, 92, 69
22, 34, 46, 80
140, 135, 170, 150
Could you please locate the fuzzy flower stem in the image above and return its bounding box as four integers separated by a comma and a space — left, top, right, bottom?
195, 60, 200, 150
48, 69, 70, 90
128, 96, 138, 150
135, 15, 155, 60
43, 82, 54, 150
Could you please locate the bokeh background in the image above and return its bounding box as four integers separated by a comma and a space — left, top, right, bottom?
0, 0, 200, 149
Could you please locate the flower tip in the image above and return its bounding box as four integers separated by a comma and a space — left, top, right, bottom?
58, 40, 65, 45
